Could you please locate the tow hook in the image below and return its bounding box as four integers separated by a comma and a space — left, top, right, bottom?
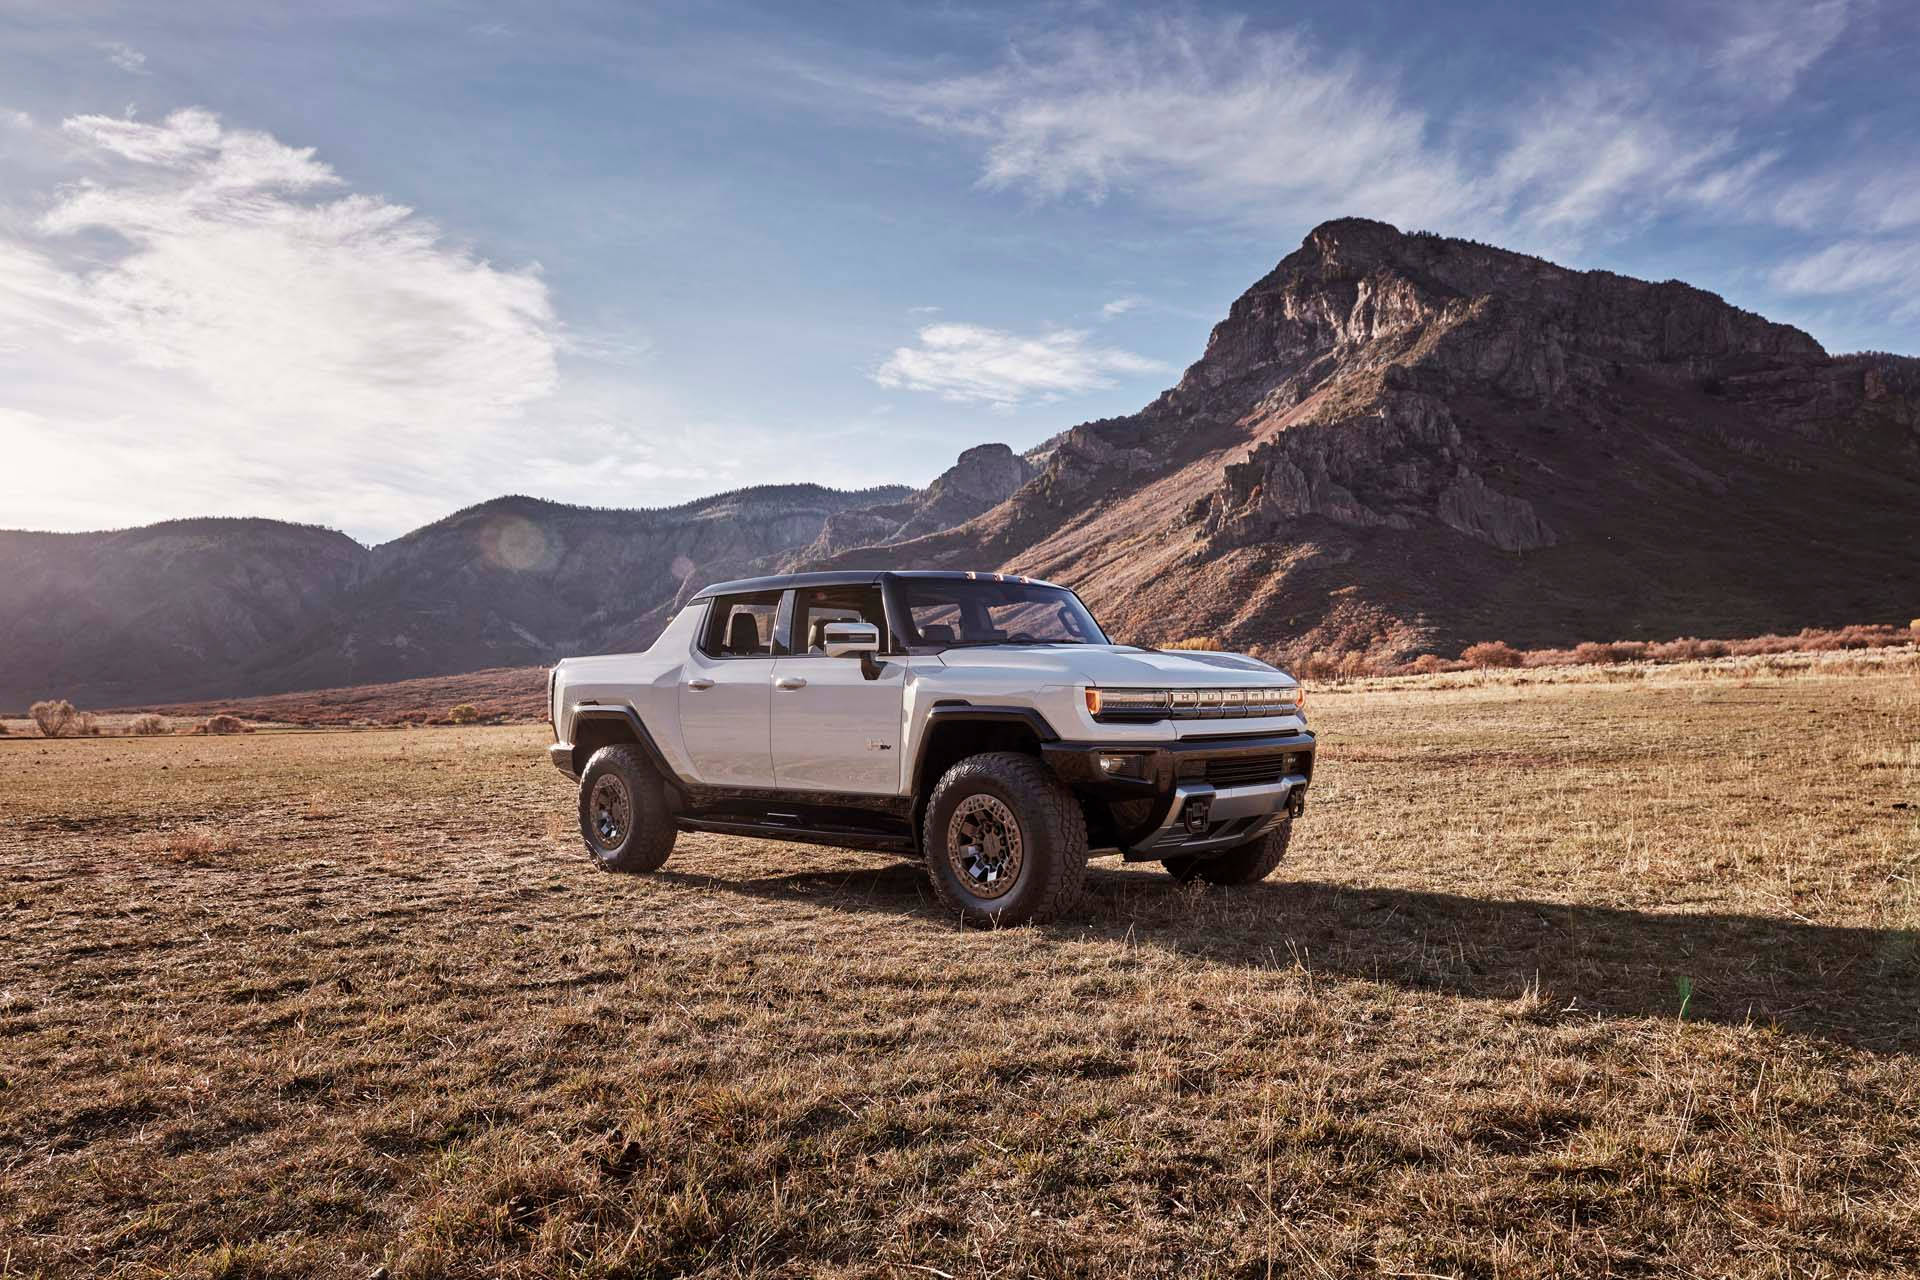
1288, 789, 1308, 819
1182, 795, 1212, 835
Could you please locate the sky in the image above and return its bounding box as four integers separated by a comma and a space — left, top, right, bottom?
2, 0, 1916, 543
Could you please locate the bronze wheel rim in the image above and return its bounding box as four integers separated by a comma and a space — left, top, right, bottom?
947, 793, 1024, 900
589, 774, 631, 850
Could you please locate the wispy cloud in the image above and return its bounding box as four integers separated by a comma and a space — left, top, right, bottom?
1100, 295, 1143, 318
873, 322, 1167, 408
0, 108, 562, 536
853, 4, 1864, 256
1771, 239, 1920, 320
101, 42, 148, 74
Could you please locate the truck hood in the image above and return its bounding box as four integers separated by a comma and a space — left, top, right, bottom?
929, 645, 1295, 688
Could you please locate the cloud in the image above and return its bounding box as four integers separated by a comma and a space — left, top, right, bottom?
886, 18, 1485, 234
1771, 239, 1920, 319
0, 108, 563, 537
1710, 0, 1850, 103
101, 42, 148, 74
1100, 296, 1143, 318
861, 6, 1862, 253
873, 322, 1167, 408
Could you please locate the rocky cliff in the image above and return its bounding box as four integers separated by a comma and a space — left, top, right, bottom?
819, 219, 1920, 659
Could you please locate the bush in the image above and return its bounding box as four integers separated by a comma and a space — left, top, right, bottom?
29, 699, 80, 738
1572, 641, 1648, 665
129, 714, 171, 736
1461, 641, 1523, 669
197, 714, 251, 735
1161, 637, 1224, 651
447, 703, 483, 724
1407, 653, 1444, 675
1646, 637, 1724, 662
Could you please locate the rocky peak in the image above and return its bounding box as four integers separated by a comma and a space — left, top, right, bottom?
1153, 218, 1828, 418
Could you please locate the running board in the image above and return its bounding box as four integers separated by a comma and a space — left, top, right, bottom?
676, 816, 919, 855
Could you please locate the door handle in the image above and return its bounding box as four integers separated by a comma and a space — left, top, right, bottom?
687, 677, 715, 691
774, 676, 807, 690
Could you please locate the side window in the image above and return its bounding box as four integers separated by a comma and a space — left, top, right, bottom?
698, 592, 781, 658
793, 587, 887, 654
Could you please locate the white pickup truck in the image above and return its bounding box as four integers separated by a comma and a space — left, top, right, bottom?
547, 570, 1313, 925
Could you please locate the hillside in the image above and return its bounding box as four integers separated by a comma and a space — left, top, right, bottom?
0, 446, 1031, 708
0, 519, 370, 709
816, 219, 1920, 660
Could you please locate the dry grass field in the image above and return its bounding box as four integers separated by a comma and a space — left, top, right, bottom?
2, 665, 1916, 1278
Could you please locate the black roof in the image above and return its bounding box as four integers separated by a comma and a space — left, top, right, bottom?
689, 569, 1061, 601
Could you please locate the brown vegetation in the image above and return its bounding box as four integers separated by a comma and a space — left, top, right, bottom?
1461, 639, 1524, 669
446, 702, 483, 724
2, 661, 1914, 1276
127, 713, 170, 736
195, 713, 252, 735
28, 699, 80, 737
118, 664, 547, 728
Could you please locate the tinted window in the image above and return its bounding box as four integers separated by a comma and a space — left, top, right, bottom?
699, 591, 780, 658
899, 578, 1107, 647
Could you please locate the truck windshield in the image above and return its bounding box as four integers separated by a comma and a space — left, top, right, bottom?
898, 578, 1109, 647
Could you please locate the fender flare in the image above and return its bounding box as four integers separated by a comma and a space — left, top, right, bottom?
569, 704, 683, 794
908, 704, 1061, 821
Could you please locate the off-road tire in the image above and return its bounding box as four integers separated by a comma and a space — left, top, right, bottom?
923, 752, 1087, 927
1163, 819, 1292, 886
577, 744, 676, 874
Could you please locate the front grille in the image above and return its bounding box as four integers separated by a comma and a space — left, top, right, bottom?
1203, 751, 1309, 789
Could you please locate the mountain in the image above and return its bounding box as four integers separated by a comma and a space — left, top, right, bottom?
0, 446, 1033, 708
0, 519, 369, 709
4, 218, 1917, 709
813, 219, 1920, 659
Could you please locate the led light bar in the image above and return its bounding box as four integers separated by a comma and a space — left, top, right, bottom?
1086, 686, 1302, 721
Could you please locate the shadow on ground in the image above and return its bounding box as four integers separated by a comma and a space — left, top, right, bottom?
657, 861, 1920, 1052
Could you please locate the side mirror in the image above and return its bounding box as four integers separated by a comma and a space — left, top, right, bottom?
822, 620, 881, 658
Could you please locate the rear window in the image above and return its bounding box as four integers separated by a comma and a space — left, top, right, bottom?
699, 592, 780, 658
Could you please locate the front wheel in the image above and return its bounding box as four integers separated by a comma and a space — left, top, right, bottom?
1163, 819, 1292, 886
923, 752, 1087, 927
577, 744, 676, 873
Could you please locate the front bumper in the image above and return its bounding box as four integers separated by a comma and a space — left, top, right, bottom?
1041, 729, 1314, 859
547, 742, 578, 780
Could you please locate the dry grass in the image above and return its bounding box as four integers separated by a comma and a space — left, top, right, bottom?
2, 666, 1916, 1277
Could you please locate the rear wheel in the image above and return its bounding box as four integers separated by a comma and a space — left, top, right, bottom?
924, 752, 1086, 926
577, 744, 676, 873
1163, 819, 1292, 886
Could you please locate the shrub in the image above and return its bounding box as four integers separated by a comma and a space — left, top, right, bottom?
197, 714, 251, 735
29, 699, 80, 738
129, 714, 171, 736
1161, 636, 1224, 651
1647, 637, 1730, 662
1407, 653, 1444, 675
447, 703, 483, 724
1572, 641, 1648, 665
1461, 641, 1523, 669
